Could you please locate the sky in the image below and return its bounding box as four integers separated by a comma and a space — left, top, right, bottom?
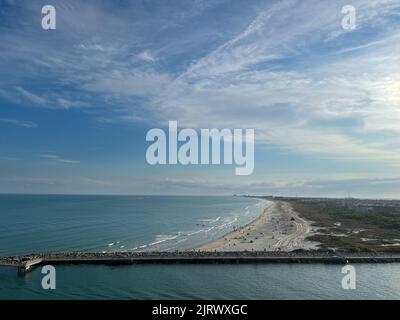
0, 0, 399, 197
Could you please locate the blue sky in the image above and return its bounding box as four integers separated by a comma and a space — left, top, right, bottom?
0, 0, 400, 196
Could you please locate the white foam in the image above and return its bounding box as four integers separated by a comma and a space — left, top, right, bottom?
200, 216, 221, 223
149, 232, 180, 246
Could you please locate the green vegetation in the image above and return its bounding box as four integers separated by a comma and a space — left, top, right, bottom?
278, 197, 400, 252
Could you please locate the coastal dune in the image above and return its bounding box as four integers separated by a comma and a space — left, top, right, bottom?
197, 201, 318, 252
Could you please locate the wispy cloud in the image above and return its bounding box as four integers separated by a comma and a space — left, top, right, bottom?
40, 154, 80, 164
14, 86, 88, 110
136, 51, 156, 63
150, 175, 400, 198
0, 156, 18, 161
151, 0, 400, 164
0, 117, 37, 128
15, 86, 47, 105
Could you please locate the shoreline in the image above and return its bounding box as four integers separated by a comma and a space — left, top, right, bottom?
196, 200, 319, 252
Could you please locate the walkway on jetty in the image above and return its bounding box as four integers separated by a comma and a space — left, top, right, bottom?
2, 251, 400, 275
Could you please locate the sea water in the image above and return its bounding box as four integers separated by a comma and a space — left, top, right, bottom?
0, 195, 267, 256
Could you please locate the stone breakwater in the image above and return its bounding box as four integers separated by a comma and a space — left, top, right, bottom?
3, 251, 400, 274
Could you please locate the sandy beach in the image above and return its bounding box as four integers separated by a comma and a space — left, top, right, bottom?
197, 200, 319, 252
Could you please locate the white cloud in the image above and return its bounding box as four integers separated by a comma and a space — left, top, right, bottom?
142, 0, 400, 165
82, 70, 170, 96
40, 154, 80, 164
15, 86, 47, 105
0, 118, 37, 128
149, 175, 400, 198
136, 51, 156, 63
56, 98, 88, 110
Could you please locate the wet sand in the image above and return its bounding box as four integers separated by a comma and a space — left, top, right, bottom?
197, 201, 319, 252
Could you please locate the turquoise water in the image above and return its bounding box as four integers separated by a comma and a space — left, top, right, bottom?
2, 264, 400, 299
1, 195, 400, 300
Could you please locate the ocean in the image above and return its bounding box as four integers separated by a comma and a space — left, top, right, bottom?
0, 195, 269, 256
1, 195, 400, 299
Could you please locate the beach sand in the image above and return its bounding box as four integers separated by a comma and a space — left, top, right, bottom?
197, 200, 319, 252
